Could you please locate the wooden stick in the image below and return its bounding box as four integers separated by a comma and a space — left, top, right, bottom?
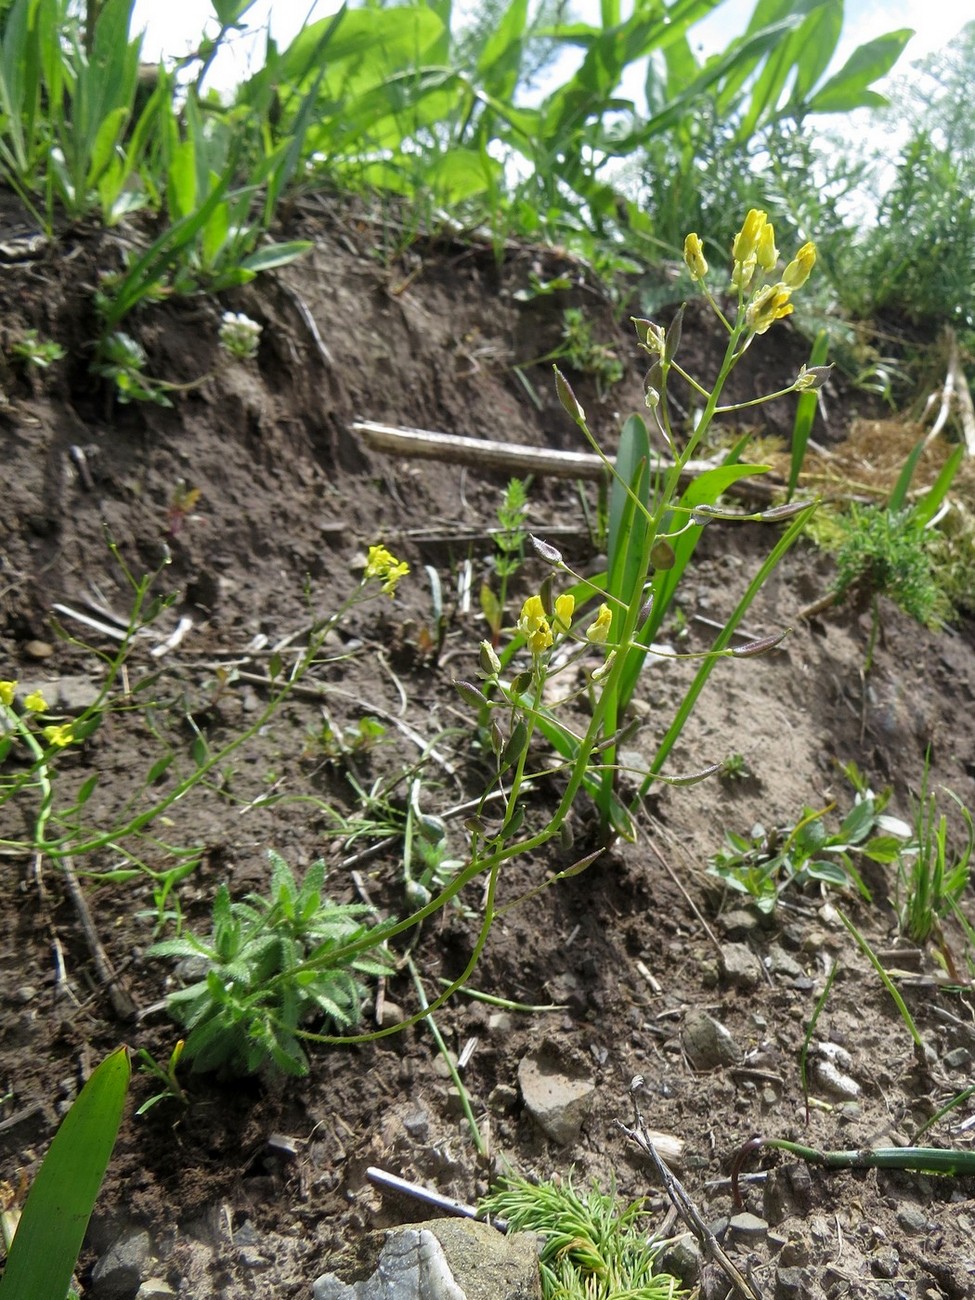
352, 419, 777, 499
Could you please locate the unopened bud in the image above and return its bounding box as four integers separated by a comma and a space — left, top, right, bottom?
478, 641, 501, 677
591, 649, 617, 682
638, 589, 655, 624
683, 233, 708, 281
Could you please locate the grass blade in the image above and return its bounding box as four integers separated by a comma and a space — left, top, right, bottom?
0, 1046, 130, 1300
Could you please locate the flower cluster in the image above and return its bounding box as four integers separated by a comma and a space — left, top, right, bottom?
683, 209, 817, 336
0, 681, 77, 748
516, 593, 614, 657
363, 544, 410, 597
219, 311, 262, 361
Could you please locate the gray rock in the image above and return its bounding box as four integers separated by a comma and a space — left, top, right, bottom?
719, 943, 763, 990
91, 1229, 153, 1299
766, 944, 804, 980
312, 1219, 540, 1300
658, 1236, 702, 1286
896, 1205, 928, 1234
944, 1046, 973, 1071
682, 1011, 742, 1070
518, 1041, 594, 1145
764, 1163, 814, 1226
134, 1282, 175, 1300
717, 909, 760, 938
729, 1212, 768, 1242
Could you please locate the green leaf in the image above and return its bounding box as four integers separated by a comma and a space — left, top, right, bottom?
0, 1047, 129, 1300
237, 240, 313, 273
804, 29, 913, 114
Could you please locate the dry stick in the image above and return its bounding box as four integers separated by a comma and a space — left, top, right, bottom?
618, 1102, 763, 1300
60, 863, 137, 1021
351, 420, 778, 500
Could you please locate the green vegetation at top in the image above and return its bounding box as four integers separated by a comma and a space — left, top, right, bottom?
0, 0, 909, 263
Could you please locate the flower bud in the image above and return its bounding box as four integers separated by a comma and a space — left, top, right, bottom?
478, 641, 501, 677
756, 219, 778, 272
455, 679, 489, 709
732, 209, 767, 264
554, 593, 575, 630
590, 649, 617, 681
683, 233, 708, 281
782, 241, 816, 289
586, 603, 613, 645
638, 589, 655, 624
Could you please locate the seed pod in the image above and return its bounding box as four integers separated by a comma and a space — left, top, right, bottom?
499, 718, 529, 770
638, 589, 655, 624
559, 821, 575, 851
664, 303, 685, 363
454, 679, 489, 709
510, 670, 534, 695
730, 629, 790, 657
650, 539, 675, 571
490, 719, 504, 755
499, 803, 525, 840
554, 366, 585, 422
757, 501, 813, 523
540, 573, 554, 616
530, 534, 563, 565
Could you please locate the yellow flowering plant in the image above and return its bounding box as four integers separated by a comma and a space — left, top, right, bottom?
452, 211, 824, 843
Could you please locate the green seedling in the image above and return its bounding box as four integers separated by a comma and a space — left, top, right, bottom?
708, 778, 907, 914
9, 330, 65, 370
480, 1173, 683, 1300
718, 752, 751, 783
92, 331, 175, 406
135, 1041, 188, 1114
148, 850, 394, 1076
559, 307, 624, 399
897, 757, 973, 945
480, 478, 530, 647
0, 1046, 129, 1300
402, 780, 465, 909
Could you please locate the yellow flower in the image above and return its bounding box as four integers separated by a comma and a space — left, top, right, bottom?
43, 723, 75, 748
756, 220, 778, 272
364, 544, 409, 597
782, 241, 816, 289
731, 257, 756, 294
0, 680, 16, 707
732, 209, 767, 264
553, 593, 575, 631
518, 595, 553, 656
683, 233, 708, 281
745, 283, 794, 335
24, 691, 48, 713
586, 603, 613, 645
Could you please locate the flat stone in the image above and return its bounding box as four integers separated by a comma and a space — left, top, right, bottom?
766, 944, 804, 979
717, 909, 760, 938
729, 1212, 768, 1242
682, 1011, 742, 1070
91, 1229, 153, 1299
944, 1047, 973, 1071
720, 943, 763, 990
313, 1219, 540, 1300
135, 1282, 175, 1300
518, 1041, 594, 1145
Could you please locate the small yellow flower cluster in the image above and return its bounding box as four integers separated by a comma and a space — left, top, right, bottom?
24, 690, 48, 713
682, 210, 817, 336
517, 594, 614, 656
364, 544, 410, 597
43, 723, 75, 748
0, 680, 15, 708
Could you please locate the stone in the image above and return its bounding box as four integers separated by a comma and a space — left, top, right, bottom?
91, 1229, 153, 1299
766, 944, 804, 980
896, 1205, 928, 1234
944, 1047, 973, 1071
658, 1236, 701, 1287
681, 1010, 742, 1070
717, 909, 760, 938
517, 1041, 595, 1145
764, 1163, 814, 1226
135, 1282, 175, 1300
719, 943, 763, 990
729, 1212, 768, 1242
312, 1218, 540, 1300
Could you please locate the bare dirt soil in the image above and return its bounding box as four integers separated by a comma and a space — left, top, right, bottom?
2, 193, 975, 1299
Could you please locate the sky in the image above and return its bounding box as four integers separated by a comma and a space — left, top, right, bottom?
132, 0, 967, 94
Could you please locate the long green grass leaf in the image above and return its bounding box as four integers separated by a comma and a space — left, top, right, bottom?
0, 1046, 130, 1300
